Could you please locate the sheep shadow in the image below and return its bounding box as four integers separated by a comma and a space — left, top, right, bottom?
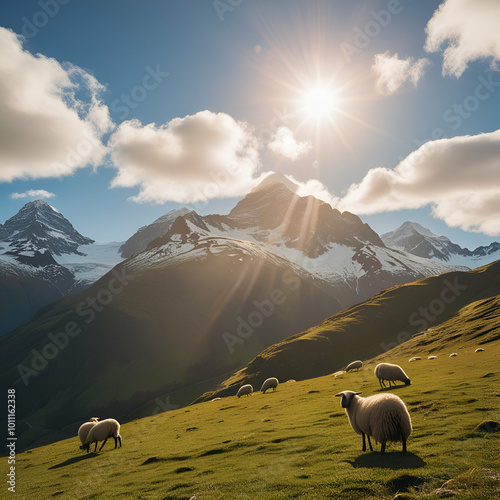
49, 453, 97, 469
348, 452, 425, 469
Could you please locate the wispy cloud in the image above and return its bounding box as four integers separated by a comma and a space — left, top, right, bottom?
109, 111, 261, 204
372, 52, 430, 95
425, 0, 500, 78
336, 129, 500, 236
268, 127, 312, 161
10, 189, 56, 200
0, 28, 112, 182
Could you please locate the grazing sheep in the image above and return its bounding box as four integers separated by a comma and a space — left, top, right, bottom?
335, 390, 412, 453
78, 421, 97, 450
408, 357, 421, 362
286, 379, 296, 383
449, 353, 458, 357
211, 397, 222, 401
89, 417, 100, 422
428, 355, 438, 360
475, 348, 485, 353
236, 384, 253, 398
261, 377, 279, 393
83, 418, 121, 453
346, 360, 363, 372
374, 363, 411, 388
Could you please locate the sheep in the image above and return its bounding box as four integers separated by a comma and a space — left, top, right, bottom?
408, 357, 421, 362
428, 355, 438, 360
78, 421, 97, 450
374, 363, 411, 388
286, 379, 296, 383
260, 377, 279, 393
449, 353, 457, 357
475, 348, 485, 353
211, 397, 222, 401
236, 384, 253, 398
346, 360, 363, 372
335, 390, 412, 453
83, 418, 121, 453
89, 417, 100, 422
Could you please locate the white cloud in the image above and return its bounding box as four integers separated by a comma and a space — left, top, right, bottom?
10, 189, 56, 199
109, 111, 261, 204
268, 127, 312, 161
372, 52, 430, 95
425, 0, 500, 77
336, 129, 500, 235
0, 28, 112, 182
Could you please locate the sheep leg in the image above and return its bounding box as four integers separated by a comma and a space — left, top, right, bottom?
117, 435, 122, 448
402, 439, 406, 452
380, 441, 386, 453
98, 438, 108, 451
367, 435, 373, 452
94, 441, 98, 453
113, 436, 118, 448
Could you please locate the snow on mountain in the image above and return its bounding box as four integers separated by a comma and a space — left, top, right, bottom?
382, 221, 500, 268
119, 207, 191, 258
144, 182, 462, 308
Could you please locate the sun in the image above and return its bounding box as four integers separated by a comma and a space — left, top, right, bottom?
300, 84, 339, 122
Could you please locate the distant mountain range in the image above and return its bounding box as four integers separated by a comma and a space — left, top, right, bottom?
382, 221, 500, 267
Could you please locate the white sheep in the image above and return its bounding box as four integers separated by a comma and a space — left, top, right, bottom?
78, 421, 97, 450
286, 379, 296, 383
408, 357, 421, 362
83, 418, 122, 453
428, 355, 438, 360
475, 348, 485, 353
335, 390, 412, 453
236, 384, 253, 398
345, 360, 363, 372
449, 353, 457, 357
374, 363, 411, 388
260, 377, 279, 393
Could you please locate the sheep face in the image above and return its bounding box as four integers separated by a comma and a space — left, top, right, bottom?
335, 391, 361, 409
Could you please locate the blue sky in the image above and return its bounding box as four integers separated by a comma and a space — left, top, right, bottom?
0, 0, 499, 249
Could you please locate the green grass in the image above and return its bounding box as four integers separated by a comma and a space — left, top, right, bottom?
13, 341, 500, 499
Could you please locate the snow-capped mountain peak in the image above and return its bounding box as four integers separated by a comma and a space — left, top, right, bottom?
2, 199, 94, 256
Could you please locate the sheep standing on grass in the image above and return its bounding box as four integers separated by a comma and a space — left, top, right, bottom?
260, 377, 279, 393
475, 348, 485, 353
335, 391, 412, 453
374, 363, 411, 388
236, 384, 253, 398
78, 420, 98, 450
346, 360, 363, 372
83, 418, 122, 453
408, 357, 421, 362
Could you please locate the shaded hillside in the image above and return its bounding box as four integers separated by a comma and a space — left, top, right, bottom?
199, 260, 500, 401
0, 238, 339, 452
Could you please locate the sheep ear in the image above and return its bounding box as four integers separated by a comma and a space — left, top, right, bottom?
355, 392, 362, 395
335, 393, 343, 397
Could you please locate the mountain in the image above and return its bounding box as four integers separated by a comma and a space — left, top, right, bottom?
2, 200, 94, 255
0, 201, 123, 336
382, 221, 500, 268
119, 207, 190, 258
199, 259, 500, 401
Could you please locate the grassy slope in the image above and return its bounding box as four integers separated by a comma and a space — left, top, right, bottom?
201, 261, 500, 400
13, 338, 500, 499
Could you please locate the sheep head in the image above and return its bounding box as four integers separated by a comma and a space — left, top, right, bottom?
335, 391, 361, 409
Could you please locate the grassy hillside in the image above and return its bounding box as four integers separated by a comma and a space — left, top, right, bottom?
201, 261, 500, 400
11, 339, 500, 499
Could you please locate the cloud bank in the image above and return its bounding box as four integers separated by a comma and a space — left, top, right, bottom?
10, 189, 56, 200
0, 28, 112, 182
268, 127, 312, 160
337, 129, 500, 235
425, 0, 500, 77
109, 111, 261, 204
372, 52, 430, 95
